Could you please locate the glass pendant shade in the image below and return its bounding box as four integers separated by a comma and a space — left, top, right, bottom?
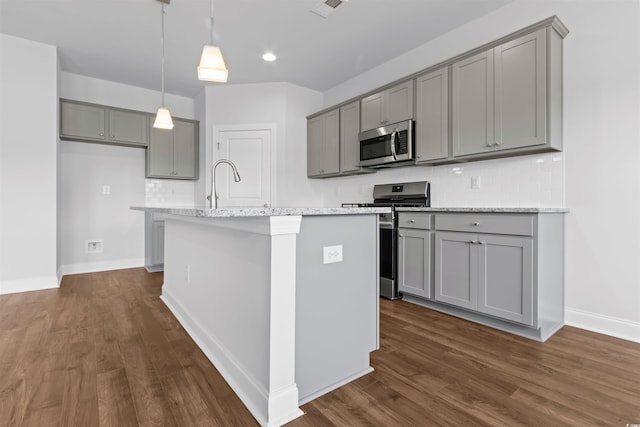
153, 107, 174, 129
197, 45, 228, 82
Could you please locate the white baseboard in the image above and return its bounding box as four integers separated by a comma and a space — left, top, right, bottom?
61, 258, 144, 276
565, 307, 640, 343
0, 275, 60, 295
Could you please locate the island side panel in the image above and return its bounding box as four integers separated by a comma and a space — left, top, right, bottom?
161, 217, 272, 418
295, 214, 379, 404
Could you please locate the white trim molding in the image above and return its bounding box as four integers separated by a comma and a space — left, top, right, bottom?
61, 258, 144, 276
0, 275, 60, 295
565, 307, 640, 344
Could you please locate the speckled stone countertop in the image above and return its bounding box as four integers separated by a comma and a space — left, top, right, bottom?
395, 207, 569, 213
131, 206, 391, 217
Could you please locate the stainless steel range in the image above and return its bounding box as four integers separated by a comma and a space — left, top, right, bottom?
343, 181, 430, 299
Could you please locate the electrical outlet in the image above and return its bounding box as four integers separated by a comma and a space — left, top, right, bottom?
86, 239, 103, 253
471, 176, 481, 189
323, 245, 343, 264
102, 185, 111, 195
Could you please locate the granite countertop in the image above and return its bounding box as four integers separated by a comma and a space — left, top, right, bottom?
395, 207, 569, 213
131, 206, 391, 218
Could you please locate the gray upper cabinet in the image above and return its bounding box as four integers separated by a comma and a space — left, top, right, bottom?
339, 101, 361, 173
360, 80, 414, 131
107, 109, 149, 146
452, 50, 495, 157
307, 109, 340, 177
453, 27, 558, 158
147, 119, 198, 180
415, 67, 449, 163
60, 99, 149, 147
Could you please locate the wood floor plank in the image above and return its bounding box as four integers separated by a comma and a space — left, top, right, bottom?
97, 368, 138, 427
0, 269, 638, 426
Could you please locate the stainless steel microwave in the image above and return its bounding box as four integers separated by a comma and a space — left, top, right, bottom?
358, 120, 414, 168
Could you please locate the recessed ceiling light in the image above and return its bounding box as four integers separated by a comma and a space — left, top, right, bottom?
262, 52, 276, 62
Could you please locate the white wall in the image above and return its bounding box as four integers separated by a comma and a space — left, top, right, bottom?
60, 73, 198, 273
0, 34, 59, 294
318, 0, 640, 342
202, 82, 324, 207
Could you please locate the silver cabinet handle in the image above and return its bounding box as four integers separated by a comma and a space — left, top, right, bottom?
472, 222, 480, 226
495, 141, 501, 146
399, 234, 404, 237
410, 219, 415, 223
469, 241, 476, 244
99, 132, 104, 137
478, 241, 485, 245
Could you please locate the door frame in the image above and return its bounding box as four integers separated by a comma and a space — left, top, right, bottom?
210, 123, 277, 207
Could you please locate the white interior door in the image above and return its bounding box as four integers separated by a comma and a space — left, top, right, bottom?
213, 126, 272, 208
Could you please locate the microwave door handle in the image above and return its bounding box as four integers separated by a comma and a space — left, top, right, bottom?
390, 128, 398, 160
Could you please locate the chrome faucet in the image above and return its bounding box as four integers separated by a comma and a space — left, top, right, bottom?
207, 159, 241, 209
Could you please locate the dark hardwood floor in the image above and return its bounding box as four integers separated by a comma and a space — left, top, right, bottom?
0, 268, 638, 426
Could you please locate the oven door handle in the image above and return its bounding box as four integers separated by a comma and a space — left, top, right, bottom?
390, 128, 398, 161
379, 221, 395, 230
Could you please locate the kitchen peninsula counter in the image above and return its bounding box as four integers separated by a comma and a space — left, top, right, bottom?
395, 207, 568, 213
132, 206, 385, 427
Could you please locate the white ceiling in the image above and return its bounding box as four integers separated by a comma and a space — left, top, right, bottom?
0, 0, 513, 97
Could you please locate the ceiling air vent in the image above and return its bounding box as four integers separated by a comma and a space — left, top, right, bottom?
311, 0, 347, 18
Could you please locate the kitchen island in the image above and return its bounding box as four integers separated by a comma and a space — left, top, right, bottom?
131, 206, 388, 427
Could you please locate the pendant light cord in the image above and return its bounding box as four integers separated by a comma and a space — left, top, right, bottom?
161, 2, 166, 107
209, 0, 215, 45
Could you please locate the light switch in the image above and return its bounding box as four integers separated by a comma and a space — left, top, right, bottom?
323, 245, 343, 264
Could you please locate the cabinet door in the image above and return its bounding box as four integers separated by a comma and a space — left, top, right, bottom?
415, 68, 449, 162
323, 110, 340, 175
385, 80, 414, 125
360, 91, 384, 131
147, 127, 173, 177
477, 234, 533, 325
60, 101, 106, 141
398, 228, 431, 298
108, 109, 149, 146
435, 231, 477, 309
172, 120, 197, 179
307, 115, 324, 176
452, 50, 495, 157
151, 220, 165, 267
340, 101, 361, 173
494, 29, 547, 151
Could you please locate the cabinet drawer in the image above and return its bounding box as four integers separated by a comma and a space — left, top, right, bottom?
397, 212, 431, 229
435, 213, 534, 236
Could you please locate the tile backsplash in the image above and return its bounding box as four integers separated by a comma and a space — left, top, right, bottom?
145, 179, 195, 207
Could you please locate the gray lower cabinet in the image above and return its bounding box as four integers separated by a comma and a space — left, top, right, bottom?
145, 212, 165, 272
398, 228, 432, 299
435, 231, 533, 325
60, 99, 149, 147
399, 210, 565, 342
147, 119, 198, 179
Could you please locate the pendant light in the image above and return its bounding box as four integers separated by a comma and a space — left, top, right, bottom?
154, 0, 174, 130
197, 0, 228, 82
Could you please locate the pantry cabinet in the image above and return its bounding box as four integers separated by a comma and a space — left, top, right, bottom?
60, 99, 149, 147
147, 119, 198, 179
452, 28, 559, 157
360, 80, 414, 131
